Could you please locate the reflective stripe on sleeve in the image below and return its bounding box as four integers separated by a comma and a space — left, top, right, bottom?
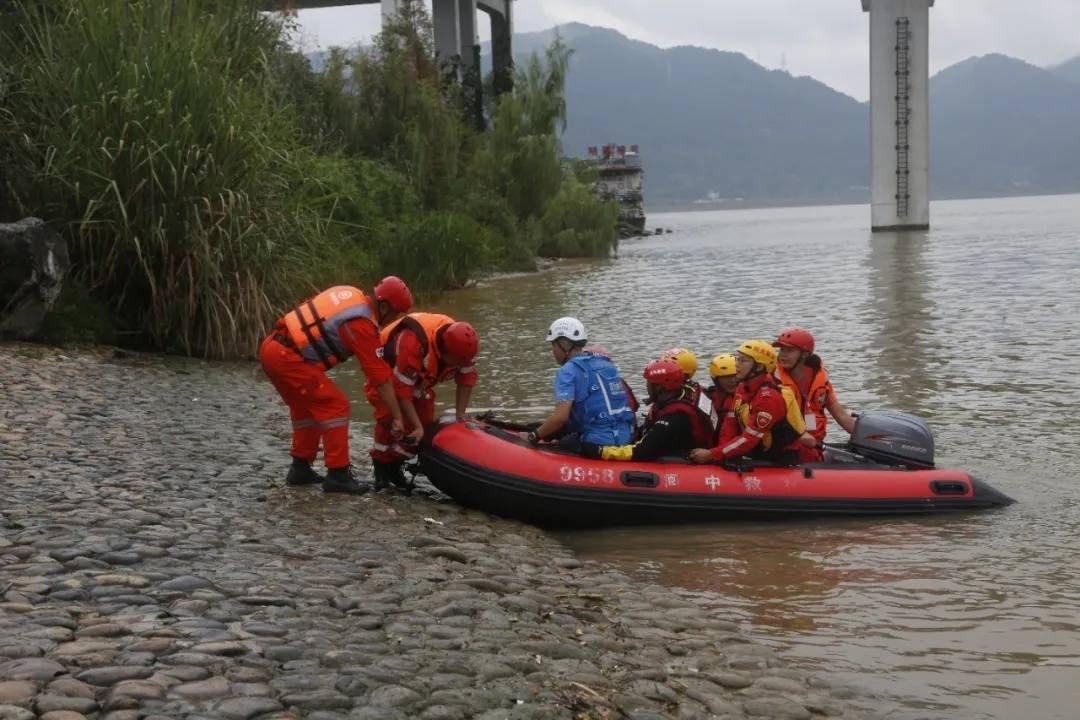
721, 437, 748, 455
394, 368, 417, 386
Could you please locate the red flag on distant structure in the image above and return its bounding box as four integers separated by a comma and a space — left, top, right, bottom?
588, 146, 597, 156
617, 145, 626, 156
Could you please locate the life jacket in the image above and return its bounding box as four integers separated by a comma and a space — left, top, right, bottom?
381, 313, 463, 394
733, 375, 805, 461
775, 360, 833, 443
564, 352, 636, 446
282, 286, 375, 369
705, 386, 735, 443
648, 384, 717, 448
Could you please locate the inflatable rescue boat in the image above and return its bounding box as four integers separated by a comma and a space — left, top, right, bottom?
418, 411, 1015, 527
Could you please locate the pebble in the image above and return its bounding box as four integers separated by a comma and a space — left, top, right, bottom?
0, 345, 866, 720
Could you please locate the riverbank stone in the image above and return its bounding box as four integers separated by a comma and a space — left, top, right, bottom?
0, 343, 868, 720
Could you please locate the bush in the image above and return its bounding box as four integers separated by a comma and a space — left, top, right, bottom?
0, 0, 330, 357
380, 211, 494, 291
534, 176, 620, 258
0, 0, 620, 357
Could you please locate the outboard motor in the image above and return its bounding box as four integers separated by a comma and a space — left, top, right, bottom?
849, 410, 935, 469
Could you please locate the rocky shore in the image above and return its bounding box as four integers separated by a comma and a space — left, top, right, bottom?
0, 343, 871, 719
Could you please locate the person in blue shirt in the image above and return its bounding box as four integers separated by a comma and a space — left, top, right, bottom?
522, 317, 637, 457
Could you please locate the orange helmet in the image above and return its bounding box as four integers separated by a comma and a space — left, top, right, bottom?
442, 322, 479, 363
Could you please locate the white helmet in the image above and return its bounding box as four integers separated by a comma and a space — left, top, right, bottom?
546, 316, 587, 343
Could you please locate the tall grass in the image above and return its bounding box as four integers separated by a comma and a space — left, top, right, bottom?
0, 0, 335, 357
0, 0, 621, 357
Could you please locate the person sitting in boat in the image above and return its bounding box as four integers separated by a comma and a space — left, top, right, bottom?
689, 340, 807, 466
705, 353, 740, 443
588, 344, 641, 422
367, 313, 479, 491
773, 327, 856, 462
662, 347, 702, 391
522, 317, 636, 457
599, 358, 717, 461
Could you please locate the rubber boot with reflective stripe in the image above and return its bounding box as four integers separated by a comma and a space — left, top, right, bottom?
285, 458, 324, 486
323, 466, 370, 495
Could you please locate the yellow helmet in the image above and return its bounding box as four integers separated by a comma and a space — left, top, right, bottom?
663, 347, 698, 378
737, 339, 777, 373
708, 353, 738, 379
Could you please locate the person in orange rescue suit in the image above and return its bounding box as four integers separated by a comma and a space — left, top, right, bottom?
773, 327, 857, 463
367, 313, 479, 491
705, 353, 739, 444
599, 358, 718, 461
689, 340, 808, 466
259, 277, 414, 495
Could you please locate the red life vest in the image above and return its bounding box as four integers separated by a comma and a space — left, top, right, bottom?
282, 286, 375, 369
648, 384, 717, 448
381, 313, 461, 394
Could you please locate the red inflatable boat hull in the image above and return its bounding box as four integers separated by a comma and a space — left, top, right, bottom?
418, 420, 1015, 527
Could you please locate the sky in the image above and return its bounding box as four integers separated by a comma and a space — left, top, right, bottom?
288, 0, 1080, 101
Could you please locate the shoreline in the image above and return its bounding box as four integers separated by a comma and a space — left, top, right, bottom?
0, 342, 873, 719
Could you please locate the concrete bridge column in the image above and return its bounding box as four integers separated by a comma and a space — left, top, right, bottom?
863, 0, 933, 231
432, 0, 462, 74
479, 0, 513, 95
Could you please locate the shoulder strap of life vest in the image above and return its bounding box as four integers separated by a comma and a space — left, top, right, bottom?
382, 315, 427, 369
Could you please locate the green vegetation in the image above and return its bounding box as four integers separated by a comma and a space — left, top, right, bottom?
0, 0, 618, 358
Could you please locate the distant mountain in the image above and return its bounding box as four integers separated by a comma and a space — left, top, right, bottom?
1049, 55, 1080, 85
930, 53, 1080, 197
300, 26, 1080, 206
510, 24, 870, 207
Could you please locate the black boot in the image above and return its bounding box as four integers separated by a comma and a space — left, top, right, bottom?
285, 458, 323, 486
372, 461, 392, 492
373, 460, 411, 494
388, 460, 413, 494
323, 466, 370, 495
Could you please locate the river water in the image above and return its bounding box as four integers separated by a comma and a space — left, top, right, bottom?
336, 193, 1080, 719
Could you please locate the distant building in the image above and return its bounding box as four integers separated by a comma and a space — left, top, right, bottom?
587, 144, 646, 237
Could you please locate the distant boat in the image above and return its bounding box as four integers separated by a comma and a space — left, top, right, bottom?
586, 143, 646, 238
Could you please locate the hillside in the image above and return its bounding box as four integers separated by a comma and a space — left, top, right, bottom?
510, 24, 870, 207
930, 53, 1080, 197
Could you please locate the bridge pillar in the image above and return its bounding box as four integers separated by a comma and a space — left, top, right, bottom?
863, 0, 933, 231
432, 0, 462, 73
479, 0, 513, 95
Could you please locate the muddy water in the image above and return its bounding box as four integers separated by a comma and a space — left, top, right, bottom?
336, 193, 1080, 719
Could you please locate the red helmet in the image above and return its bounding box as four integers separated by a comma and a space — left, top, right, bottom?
442, 321, 479, 363
773, 327, 815, 353
373, 276, 413, 314
643, 358, 684, 391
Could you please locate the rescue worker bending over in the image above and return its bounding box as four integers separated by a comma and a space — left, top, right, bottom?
600, 359, 717, 461
773, 327, 856, 462
689, 340, 807, 466
368, 313, 479, 491
524, 317, 636, 457
705, 353, 739, 443
663, 347, 702, 391
259, 278, 413, 494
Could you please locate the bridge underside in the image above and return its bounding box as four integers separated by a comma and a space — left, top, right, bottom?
262, 0, 514, 111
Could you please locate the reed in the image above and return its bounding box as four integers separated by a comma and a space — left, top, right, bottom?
0, 0, 327, 357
